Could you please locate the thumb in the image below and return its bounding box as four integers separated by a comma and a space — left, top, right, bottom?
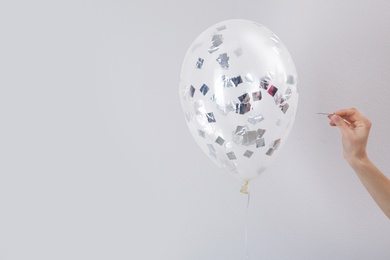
331, 114, 352, 135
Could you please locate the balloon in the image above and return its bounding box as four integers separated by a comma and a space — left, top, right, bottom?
179, 19, 298, 190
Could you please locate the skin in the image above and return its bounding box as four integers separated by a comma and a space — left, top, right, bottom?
329, 108, 390, 219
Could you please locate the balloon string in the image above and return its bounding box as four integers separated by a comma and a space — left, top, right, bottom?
245, 184, 251, 260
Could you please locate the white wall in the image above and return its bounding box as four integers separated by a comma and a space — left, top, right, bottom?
1, 0, 390, 259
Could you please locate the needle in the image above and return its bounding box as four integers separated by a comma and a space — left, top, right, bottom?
317, 112, 332, 115
317, 112, 351, 124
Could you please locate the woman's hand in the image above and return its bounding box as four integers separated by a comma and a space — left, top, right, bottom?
329, 108, 372, 166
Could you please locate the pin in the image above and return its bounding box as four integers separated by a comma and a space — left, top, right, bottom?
317, 112, 351, 124
317, 112, 332, 115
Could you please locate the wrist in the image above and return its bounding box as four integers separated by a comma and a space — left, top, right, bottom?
347, 153, 371, 170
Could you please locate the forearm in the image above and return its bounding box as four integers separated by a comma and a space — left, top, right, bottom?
349, 157, 390, 219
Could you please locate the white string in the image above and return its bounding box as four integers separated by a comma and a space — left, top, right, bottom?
245, 186, 251, 259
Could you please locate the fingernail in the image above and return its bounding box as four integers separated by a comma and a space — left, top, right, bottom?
331, 115, 340, 123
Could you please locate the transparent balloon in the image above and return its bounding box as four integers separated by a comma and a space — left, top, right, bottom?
179, 19, 299, 187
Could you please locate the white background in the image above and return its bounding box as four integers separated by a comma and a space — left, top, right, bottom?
1, 0, 390, 259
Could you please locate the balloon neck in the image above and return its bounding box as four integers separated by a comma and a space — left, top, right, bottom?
240, 180, 250, 194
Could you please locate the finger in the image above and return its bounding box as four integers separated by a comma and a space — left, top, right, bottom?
330, 114, 353, 135
328, 114, 351, 126
333, 108, 364, 122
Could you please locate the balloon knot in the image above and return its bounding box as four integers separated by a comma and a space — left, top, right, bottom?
240, 180, 249, 194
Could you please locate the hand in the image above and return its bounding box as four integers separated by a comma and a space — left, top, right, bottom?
329, 108, 390, 219
329, 108, 372, 165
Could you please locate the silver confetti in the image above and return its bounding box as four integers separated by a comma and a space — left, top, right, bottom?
222, 75, 242, 88
286, 75, 296, 84
208, 45, 219, 54
194, 100, 206, 115
222, 75, 234, 88
206, 112, 216, 123
208, 34, 223, 53
231, 76, 243, 86
260, 76, 271, 89
225, 142, 233, 149
235, 125, 248, 136
189, 85, 195, 98
245, 73, 254, 83
266, 148, 274, 156
256, 138, 265, 148
275, 87, 293, 105
212, 34, 223, 44
236, 103, 251, 114
252, 91, 262, 101
273, 93, 281, 104
215, 136, 225, 146
207, 144, 217, 160
234, 127, 267, 146
233, 125, 247, 145
198, 129, 206, 138
216, 53, 229, 69
196, 58, 204, 69
207, 144, 216, 154
248, 114, 264, 124
183, 85, 196, 99
257, 128, 266, 138
226, 152, 237, 160
274, 93, 287, 105
200, 84, 209, 96
243, 150, 254, 158
212, 99, 235, 115
238, 93, 250, 103
242, 130, 258, 145
280, 103, 289, 114
273, 138, 281, 150
285, 87, 292, 99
